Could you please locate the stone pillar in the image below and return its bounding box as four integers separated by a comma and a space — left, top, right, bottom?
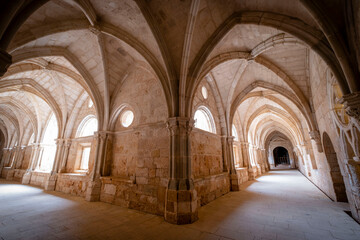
221, 135, 229, 172
240, 142, 250, 167
164, 117, 198, 225
0, 49, 12, 77
22, 144, 37, 184
101, 133, 113, 176
227, 136, 240, 191
0, 148, 7, 176
6, 146, 19, 180
268, 148, 275, 169
15, 146, 25, 169
241, 142, 255, 179
85, 132, 107, 202
59, 139, 71, 173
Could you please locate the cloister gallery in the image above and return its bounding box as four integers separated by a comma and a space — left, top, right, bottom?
0, 0, 360, 239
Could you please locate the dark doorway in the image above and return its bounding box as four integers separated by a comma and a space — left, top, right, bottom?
273, 147, 290, 166
323, 132, 348, 202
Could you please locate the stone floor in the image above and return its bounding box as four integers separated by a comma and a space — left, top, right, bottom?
0, 170, 359, 240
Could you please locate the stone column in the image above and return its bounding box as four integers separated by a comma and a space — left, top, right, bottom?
240, 142, 250, 167
164, 117, 198, 224
261, 148, 269, 171
21, 143, 40, 184
15, 146, 25, 169
85, 132, 107, 202
221, 135, 229, 172
59, 139, 71, 173
6, 146, 19, 180
0, 148, 8, 176
227, 136, 240, 191
101, 133, 113, 177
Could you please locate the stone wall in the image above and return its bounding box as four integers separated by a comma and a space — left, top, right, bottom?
29, 172, 50, 187
194, 173, 229, 207
191, 130, 223, 178
301, 50, 348, 202
55, 174, 89, 197
99, 66, 169, 215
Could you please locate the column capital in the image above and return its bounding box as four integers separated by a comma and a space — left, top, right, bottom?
239, 141, 249, 146
166, 117, 194, 136
0, 49, 12, 77
339, 92, 360, 122
227, 136, 235, 144
94, 131, 108, 140
309, 130, 323, 152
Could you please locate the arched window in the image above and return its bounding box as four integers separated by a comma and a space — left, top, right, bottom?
77, 116, 98, 137
232, 125, 239, 141
28, 133, 34, 145
38, 114, 58, 171
194, 106, 216, 133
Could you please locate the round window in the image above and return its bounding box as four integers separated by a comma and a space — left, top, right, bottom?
121, 110, 134, 127
201, 86, 208, 99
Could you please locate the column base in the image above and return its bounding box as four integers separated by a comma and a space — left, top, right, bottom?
44, 173, 57, 191
230, 173, 240, 191
164, 188, 198, 224
21, 171, 32, 184
85, 178, 102, 202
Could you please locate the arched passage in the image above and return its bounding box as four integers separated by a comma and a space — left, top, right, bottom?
273, 147, 290, 166
323, 132, 348, 202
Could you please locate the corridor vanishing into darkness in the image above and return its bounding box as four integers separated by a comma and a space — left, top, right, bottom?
1, 170, 359, 240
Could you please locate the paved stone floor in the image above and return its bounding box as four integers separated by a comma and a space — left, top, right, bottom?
1, 170, 359, 240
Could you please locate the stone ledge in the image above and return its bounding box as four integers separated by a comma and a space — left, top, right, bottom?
100, 176, 135, 184
193, 172, 228, 183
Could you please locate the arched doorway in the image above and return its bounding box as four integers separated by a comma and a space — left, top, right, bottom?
323, 132, 348, 202
273, 147, 290, 166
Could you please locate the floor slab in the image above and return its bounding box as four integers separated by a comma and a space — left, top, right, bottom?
1, 170, 359, 240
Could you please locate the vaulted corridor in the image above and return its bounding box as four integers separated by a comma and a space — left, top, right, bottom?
1, 170, 359, 240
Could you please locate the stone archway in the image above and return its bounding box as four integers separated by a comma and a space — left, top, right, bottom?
273, 147, 290, 166
323, 132, 348, 202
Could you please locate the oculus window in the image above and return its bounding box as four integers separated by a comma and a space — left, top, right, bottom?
121, 110, 134, 127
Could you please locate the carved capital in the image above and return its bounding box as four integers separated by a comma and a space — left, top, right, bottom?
166, 117, 194, 136
55, 138, 64, 146
64, 139, 72, 148
227, 136, 235, 144
0, 49, 12, 77
339, 92, 360, 121
309, 130, 323, 152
